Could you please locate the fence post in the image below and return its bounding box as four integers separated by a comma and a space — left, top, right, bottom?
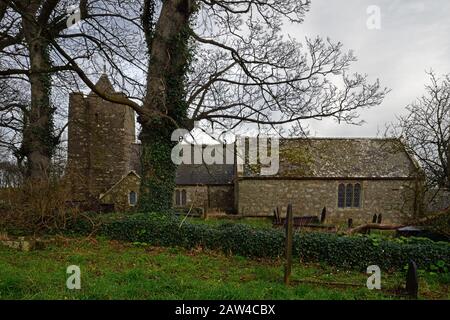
284, 204, 294, 286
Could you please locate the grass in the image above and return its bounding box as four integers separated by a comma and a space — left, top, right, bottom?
0, 237, 449, 300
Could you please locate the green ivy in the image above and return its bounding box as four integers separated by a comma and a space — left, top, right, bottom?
138, 18, 194, 212
69, 214, 450, 273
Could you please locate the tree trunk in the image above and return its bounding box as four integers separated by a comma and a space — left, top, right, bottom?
447, 141, 450, 188
138, 0, 195, 212
20, 15, 56, 181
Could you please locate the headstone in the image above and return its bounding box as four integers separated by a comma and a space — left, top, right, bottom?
284, 204, 294, 286
406, 260, 419, 299
377, 214, 383, 224
276, 206, 281, 224
348, 218, 353, 228
372, 214, 378, 223
320, 207, 327, 224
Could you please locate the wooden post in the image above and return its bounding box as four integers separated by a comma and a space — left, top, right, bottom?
284, 204, 294, 286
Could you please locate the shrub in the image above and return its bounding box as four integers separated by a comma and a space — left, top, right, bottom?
73, 213, 450, 272
0, 178, 81, 235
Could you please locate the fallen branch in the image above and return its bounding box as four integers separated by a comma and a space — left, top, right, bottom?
347, 223, 405, 235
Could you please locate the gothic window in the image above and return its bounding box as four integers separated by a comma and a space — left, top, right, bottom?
175, 190, 181, 206
175, 189, 187, 206
181, 190, 187, 206
129, 191, 137, 206
345, 184, 353, 208
338, 183, 362, 209
353, 183, 361, 208
338, 184, 345, 208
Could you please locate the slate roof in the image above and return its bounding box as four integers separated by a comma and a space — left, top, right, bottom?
175, 163, 235, 185
130, 143, 235, 185
241, 138, 419, 179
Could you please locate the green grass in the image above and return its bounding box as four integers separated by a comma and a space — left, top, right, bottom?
0, 238, 448, 300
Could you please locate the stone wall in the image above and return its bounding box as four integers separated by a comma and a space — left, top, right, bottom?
236, 179, 418, 224
67, 91, 136, 201
208, 185, 234, 213
174, 185, 234, 214
174, 185, 208, 210
99, 173, 140, 212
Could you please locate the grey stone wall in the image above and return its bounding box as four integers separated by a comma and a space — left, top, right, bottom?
236, 179, 418, 224
67, 92, 136, 201
208, 185, 234, 213
100, 173, 140, 212
174, 186, 208, 210
174, 185, 234, 214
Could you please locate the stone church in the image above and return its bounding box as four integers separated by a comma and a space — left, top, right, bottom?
67, 74, 423, 224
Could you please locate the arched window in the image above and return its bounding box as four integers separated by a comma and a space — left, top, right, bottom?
353, 183, 361, 208
129, 191, 137, 206
345, 184, 353, 208
338, 184, 345, 208
337, 183, 362, 209
181, 190, 187, 206
175, 190, 181, 206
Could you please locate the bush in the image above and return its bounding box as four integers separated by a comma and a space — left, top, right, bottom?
0, 178, 81, 235
74, 213, 450, 272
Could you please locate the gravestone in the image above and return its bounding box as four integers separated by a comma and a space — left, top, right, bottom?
406, 260, 419, 299
320, 207, 327, 224
377, 214, 383, 224
348, 218, 353, 228
276, 206, 281, 224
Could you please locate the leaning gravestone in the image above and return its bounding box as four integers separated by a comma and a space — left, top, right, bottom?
406, 260, 419, 299
320, 207, 327, 224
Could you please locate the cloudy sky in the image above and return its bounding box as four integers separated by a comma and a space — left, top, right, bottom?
287, 0, 450, 137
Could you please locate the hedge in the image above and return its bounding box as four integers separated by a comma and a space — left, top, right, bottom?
71, 213, 450, 272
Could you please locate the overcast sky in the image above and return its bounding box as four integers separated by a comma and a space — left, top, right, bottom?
287, 0, 450, 137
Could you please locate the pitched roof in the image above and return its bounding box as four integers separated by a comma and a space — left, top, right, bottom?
130, 143, 235, 185
175, 163, 235, 185
99, 170, 140, 200
241, 138, 419, 179
89, 74, 115, 96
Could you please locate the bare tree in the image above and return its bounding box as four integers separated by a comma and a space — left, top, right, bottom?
48, 0, 388, 211
0, 0, 143, 181
389, 71, 450, 189
2, 0, 388, 211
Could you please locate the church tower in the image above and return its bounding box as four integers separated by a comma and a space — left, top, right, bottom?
67, 74, 136, 202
